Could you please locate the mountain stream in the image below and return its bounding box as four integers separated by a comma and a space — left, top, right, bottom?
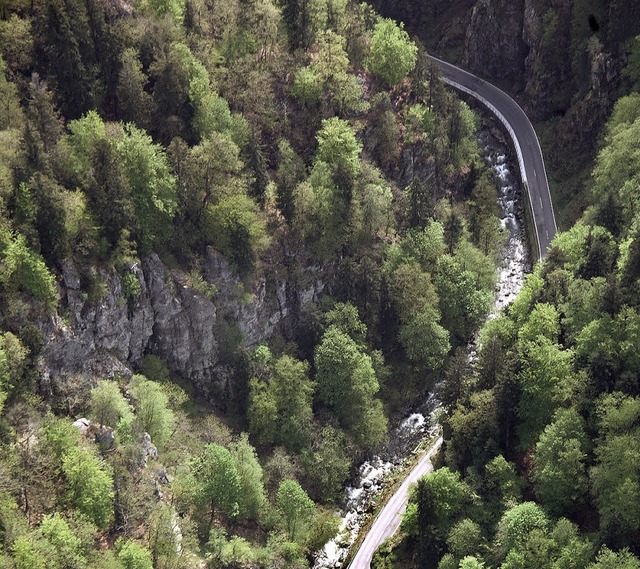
313, 122, 531, 569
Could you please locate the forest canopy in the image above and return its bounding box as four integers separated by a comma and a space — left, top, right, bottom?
0, 0, 506, 565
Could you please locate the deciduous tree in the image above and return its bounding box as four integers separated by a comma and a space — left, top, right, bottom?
61, 446, 114, 528
276, 480, 315, 542
531, 408, 588, 516
368, 18, 417, 87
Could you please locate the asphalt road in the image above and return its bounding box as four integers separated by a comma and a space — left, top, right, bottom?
432, 57, 557, 259
347, 58, 558, 569
348, 437, 443, 569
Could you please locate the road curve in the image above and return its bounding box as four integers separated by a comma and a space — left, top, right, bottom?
432, 56, 557, 259
348, 437, 443, 569
348, 58, 558, 569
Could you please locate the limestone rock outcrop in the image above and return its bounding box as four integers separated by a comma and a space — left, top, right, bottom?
463, 0, 527, 88
40, 251, 325, 401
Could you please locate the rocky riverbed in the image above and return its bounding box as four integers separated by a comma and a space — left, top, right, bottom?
312, 123, 531, 569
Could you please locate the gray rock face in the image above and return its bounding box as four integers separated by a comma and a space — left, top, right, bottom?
143, 254, 219, 395
41, 251, 325, 401
521, 0, 573, 119
463, 0, 527, 87
41, 262, 151, 391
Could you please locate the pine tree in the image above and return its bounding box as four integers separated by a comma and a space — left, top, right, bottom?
87, 138, 133, 248
37, 0, 93, 118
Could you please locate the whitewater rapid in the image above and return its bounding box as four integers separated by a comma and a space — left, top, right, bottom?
313, 124, 530, 569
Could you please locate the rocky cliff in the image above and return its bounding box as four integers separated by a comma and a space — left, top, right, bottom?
463, 0, 528, 89
40, 250, 325, 402
377, 0, 632, 120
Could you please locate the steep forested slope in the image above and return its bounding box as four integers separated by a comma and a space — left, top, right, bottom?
0, 0, 509, 566
373, 0, 640, 227
376, 91, 640, 569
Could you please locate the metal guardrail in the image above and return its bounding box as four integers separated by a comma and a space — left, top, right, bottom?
441, 77, 543, 261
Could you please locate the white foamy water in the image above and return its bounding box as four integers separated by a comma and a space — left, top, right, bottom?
313, 130, 530, 569
488, 151, 530, 313
312, 420, 420, 569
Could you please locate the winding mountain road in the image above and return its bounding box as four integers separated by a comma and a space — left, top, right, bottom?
433, 56, 557, 259
347, 58, 557, 568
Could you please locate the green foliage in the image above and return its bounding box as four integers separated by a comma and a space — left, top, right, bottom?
276, 479, 315, 542
459, 557, 485, 569
117, 48, 153, 130
437, 554, 458, 569
0, 491, 26, 552
1, 233, 58, 311
62, 446, 114, 528
301, 30, 367, 115
422, 468, 469, 533
139, 354, 170, 383
575, 307, 640, 389
122, 272, 142, 303
0, 332, 28, 413
316, 117, 362, 178
403, 103, 434, 144
84, 138, 133, 250
146, 0, 184, 23
483, 455, 522, 510
41, 417, 82, 466
116, 538, 153, 569
39, 513, 86, 568
434, 254, 493, 344
314, 326, 375, 411
0, 56, 23, 130
90, 381, 132, 429
206, 527, 263, 568
368, 18, 417, 87
516, 339, 576, 450
588, 547, 640, 569
292, 66, 323, 106
517, 303, 560, 345
276, 139, 305, 222
446, 390, 499, 471
193, 443, 241, 520
205, 194, 267, 271
495, 502, 549, 558
35, 0, 95, 118
590, 394, 640, 547
129, 375, 176, 448
13, 536, 46, 569
28, 174, 70, 266
399, 306, 450, 371
394, 221, 447, 269
593, 109, 640, 229
64, 111, 108, 180
146, 503, 183, 568
229, 434, 266, 520
305, 507, 341, 552
531, 408, 588, 516
447, 519, 485, 559
314, 325, 387, 447
0, 15, 33, 75
325, 302, 368, 344
300, 425, 352, 501
248, 347, 314, 452
115, 124, 177, 251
